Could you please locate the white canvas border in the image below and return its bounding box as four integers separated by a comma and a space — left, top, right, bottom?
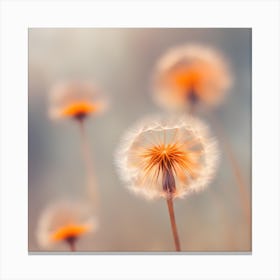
0, 0, 279, 279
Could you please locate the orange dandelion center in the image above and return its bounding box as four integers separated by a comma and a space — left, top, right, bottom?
171, 68, 201, 89
50, 224, 90, 242
164, 63, 211, 102
61, 101, 99, 119
141, 142, 202, 194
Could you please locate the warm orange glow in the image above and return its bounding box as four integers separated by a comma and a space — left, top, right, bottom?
171, 68, 200, 90
141, 142, 202, 188
163, 64, 211, 100
116, 116, 218, 199
49, 80, 108, 120
50, 224, 90, 242
61, 101, 100, 118
153, 45, 232, 111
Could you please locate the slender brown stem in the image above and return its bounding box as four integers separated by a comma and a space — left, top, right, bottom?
189, 102, 196, 115
78, 120, 99, 209
166, 197, 181, 251
211, 191, 237, 251
209, 114, 251, 228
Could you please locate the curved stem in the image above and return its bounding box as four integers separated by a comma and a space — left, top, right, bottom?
210, 113, 251, 229
211, 191, 237, 251
166, 197, 181, 251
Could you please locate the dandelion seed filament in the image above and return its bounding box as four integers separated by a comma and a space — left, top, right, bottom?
116, 115, 219, 251
141, 142, 202, 195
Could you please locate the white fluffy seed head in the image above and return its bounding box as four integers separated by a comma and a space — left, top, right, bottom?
115, 114, 219, 200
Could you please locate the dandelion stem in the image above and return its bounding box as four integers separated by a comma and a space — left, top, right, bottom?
166, 197, 181, 251
78, 119, 99, 209
67, 239, 76, 252
210, 114, 251, 229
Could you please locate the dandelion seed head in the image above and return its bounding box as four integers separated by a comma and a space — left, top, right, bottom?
49, 80, 107, 120
116, 115, 219, 200
153, 44, 232, 111
36, 199, 97, 249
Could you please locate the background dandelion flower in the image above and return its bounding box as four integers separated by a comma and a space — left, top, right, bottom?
116, 115, 219, 200
153, 44, 232, 112
49, 80, 107, 121
48, 80, 106, 209
36, 200, 97, 251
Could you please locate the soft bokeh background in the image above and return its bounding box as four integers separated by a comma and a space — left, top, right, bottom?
28, 28, 251, 252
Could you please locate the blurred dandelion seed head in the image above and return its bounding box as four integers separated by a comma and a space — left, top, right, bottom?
116, 115, 219, 200
49, 80, 108, 121
36, 200, 97, 249
153, 44, 232, 111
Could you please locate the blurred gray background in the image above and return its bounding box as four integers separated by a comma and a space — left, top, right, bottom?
28, 28, 251, 252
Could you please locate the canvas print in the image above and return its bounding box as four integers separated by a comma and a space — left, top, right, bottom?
28, 28, 251, 252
